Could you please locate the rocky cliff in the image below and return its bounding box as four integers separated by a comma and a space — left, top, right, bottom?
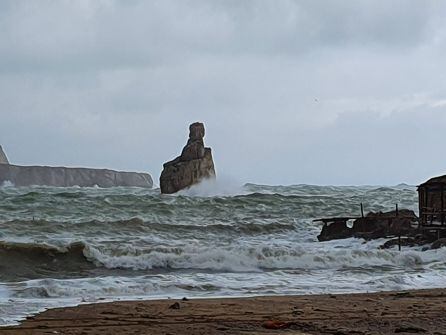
0, 164, 153, 188
0, 146, 152, 188
160, 122, 216, 194
0, 146, 8, 164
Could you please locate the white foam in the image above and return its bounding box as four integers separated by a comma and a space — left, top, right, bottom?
81, 239, 446, 273
0, 285, 10, 299
3, 265, 446, 326
176, 176, 248, 197
0, 180, 14, 187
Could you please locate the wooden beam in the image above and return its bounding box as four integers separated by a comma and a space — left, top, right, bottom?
442, 185, 445, 226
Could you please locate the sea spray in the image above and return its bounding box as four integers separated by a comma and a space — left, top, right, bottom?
176, 175, 248, 197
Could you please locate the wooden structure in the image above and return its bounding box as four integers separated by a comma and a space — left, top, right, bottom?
314, 175, 446, 245
314, 204, 418, 248
418, 175, 446, 228
314, 217, 360, 225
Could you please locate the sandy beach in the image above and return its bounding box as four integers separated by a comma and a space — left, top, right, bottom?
1, 288, 446, 334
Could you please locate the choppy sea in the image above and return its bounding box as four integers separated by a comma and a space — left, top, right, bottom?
1, 180, 445, 325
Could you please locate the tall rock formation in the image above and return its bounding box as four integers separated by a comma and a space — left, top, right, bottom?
0, 145, 9, 164
160, 122, 216, 194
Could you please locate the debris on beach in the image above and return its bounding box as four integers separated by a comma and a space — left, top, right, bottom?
262, 320, 292, 330
168, 302, 181, 309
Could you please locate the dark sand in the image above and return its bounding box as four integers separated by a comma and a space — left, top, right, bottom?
2, 289, 446, 334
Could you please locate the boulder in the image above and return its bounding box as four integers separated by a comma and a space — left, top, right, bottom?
160, 122, 216, 194
0, 145, 9, 164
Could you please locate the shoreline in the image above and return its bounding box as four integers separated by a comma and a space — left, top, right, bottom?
1, 288, 446, 334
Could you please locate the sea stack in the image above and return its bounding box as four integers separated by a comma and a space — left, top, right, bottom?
0, 145, 9, 164
160, 122, 216, 194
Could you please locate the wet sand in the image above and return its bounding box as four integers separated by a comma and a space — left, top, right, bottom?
1, 289, 446, 334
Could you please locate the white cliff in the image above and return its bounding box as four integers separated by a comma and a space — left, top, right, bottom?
0, 146, 153, 188
0, 146, 9, 164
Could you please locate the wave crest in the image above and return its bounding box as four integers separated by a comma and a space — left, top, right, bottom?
0, 241, 94, 281
84, 242, 444, 272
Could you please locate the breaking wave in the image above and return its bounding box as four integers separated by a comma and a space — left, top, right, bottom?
3, 237, 446, 280
0, 183, 429, 326
0, 241, 94, 281
84, 241, 446, 272
0, 180, 14, 188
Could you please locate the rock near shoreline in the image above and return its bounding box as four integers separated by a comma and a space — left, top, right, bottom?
160, 122, 216, 194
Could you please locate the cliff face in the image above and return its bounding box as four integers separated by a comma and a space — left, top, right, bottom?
0, 164, 153, 188
0, 145, 153, 188
0, 146, 9, 164
160, 122, 216, 194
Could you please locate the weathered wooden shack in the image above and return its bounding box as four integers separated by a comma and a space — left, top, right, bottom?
315, 175, 446, 245
418, 175, 446, 228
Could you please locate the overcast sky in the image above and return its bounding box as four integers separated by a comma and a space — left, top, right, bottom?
1, 0, 446, 186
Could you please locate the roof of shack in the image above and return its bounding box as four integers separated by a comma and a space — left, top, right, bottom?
418, 175, 446, 189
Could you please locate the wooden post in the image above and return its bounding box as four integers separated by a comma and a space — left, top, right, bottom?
396, 203, 399, 217
425, 187, 429, 226
398, 234, 401, 251
420, 186, 428, 226
441, 185, 445, 226
360, 203, 364, 218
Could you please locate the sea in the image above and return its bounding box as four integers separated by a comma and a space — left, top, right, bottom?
1, 179, 445, 325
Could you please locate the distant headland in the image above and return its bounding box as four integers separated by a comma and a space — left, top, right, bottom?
0, 145, 153, 188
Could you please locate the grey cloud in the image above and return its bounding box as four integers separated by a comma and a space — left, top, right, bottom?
1, 1, 446, 185
0, 1, 440, 73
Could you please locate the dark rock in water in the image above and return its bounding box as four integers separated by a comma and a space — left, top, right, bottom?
430, 238, 446, 250
353, 210, 418, 240
0, 145, 9, 164
317, 220, 352, 242
380, 236, 427, 249
353, 210, 417, 238
0, 164, 153, 188
318, 210, 418, 242
160, 122, 216, 194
